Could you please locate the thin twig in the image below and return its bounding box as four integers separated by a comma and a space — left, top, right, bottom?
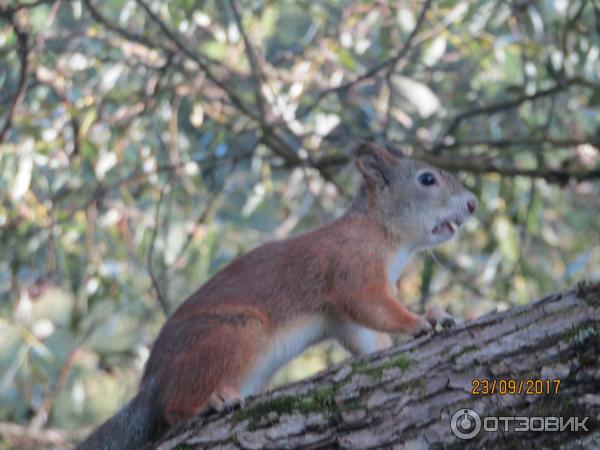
147, 178, 171, 315
431, 78, 593, 153
0, 11, 29, 143
228, 0, 268, 121
169, 184, 226, 274
84, 0, 160, 50
0, 0, 57, 14
426, 136, 600, 151
418, 153, 600, 185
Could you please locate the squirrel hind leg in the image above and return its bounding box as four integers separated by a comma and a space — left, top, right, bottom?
161, 309, 268, 425
209, 385, 246, 412
165, 382, 246, 423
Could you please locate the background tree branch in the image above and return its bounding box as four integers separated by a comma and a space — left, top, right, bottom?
0, 7, 29, 143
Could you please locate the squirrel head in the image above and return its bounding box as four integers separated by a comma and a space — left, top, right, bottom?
352, 142, 477, 248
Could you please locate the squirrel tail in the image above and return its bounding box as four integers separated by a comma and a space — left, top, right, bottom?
76, 378, 163, 450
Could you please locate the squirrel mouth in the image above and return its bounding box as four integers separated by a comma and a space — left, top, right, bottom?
432, 216, 463, 235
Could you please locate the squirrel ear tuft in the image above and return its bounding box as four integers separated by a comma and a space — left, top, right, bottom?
354, 142, 398, 189
381, 144, 407, 159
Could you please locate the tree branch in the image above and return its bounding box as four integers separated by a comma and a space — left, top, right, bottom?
429, 136, 600, 151
314, 139, 600, 186
85, 0, 352, 197
431, 78, 598, 153
152, 282, 600, 449
133, 0, 257, 120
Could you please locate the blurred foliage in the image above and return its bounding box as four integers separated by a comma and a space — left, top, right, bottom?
0, 0, 599, 447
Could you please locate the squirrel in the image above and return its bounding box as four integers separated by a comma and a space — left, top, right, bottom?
76, 143, 477, 450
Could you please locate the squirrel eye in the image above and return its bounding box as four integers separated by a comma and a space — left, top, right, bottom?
418, 172, 437, 186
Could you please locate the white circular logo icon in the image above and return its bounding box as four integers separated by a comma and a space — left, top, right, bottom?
450, 408, 481, 440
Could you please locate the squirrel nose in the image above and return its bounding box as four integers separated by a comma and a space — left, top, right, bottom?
467, 198, 477, 214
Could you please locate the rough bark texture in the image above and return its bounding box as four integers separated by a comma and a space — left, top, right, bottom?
152, 282, 600, 450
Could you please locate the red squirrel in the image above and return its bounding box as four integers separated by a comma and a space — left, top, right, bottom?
77, 143, 476, 449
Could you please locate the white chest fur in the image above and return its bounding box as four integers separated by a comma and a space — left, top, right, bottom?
387, 247, 412, 286
240, 315, 327, 396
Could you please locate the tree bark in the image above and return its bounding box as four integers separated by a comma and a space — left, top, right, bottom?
152, 282, 600, 450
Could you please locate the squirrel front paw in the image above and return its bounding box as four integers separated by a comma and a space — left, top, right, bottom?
425, 305, 456, 330
411, 316, 433, 337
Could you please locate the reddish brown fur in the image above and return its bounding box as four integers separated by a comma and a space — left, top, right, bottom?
142, 215, 418, 422
134, 143, 477, 430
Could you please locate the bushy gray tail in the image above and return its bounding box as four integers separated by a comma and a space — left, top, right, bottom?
76, 381, 163, 450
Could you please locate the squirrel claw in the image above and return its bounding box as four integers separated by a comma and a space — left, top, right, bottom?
425, 305, 455, 330
440, 315, 456, 329
411, 317, 433, 338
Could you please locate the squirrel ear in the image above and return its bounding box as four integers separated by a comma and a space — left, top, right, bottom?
355, 142, 398, 189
